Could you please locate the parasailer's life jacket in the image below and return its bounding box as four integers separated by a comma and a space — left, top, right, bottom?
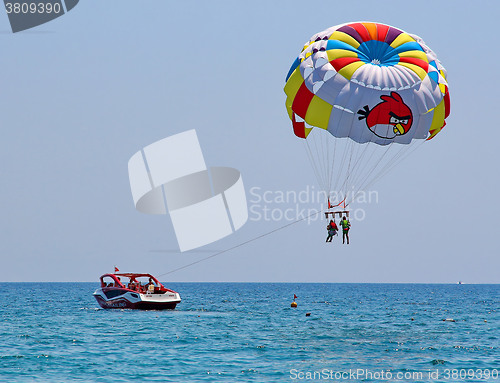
328, 222, 338, 232
340, 220, 350, 231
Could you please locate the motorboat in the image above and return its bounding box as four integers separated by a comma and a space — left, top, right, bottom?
93, 273, 181, 310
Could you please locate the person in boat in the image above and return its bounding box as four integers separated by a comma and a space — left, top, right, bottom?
137, 281, 145, 293
128, 278, 137, 291
326, 219, 338, 242
145, 278, 155, 293
340, 216, 351, 244
114, 277, 121, 287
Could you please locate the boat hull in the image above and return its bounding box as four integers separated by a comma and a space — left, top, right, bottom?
93, 288, 181, 310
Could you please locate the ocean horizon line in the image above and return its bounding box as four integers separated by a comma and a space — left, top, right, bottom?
1, 281, 498, 285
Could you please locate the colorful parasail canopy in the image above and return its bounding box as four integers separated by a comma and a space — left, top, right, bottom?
284, 22, 450, 206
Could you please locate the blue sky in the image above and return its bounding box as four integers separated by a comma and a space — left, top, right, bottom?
0, 0, 498, 282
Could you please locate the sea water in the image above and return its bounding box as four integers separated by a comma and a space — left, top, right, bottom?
0, 283, 498, 382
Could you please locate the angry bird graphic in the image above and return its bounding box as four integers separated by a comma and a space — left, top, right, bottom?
357, 92, 413, 139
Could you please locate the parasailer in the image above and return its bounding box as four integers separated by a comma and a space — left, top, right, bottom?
284, 21, 450, 231
326, 219, 338, 242
340, 216, 351, 245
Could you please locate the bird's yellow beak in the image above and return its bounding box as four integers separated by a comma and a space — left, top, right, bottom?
393, 123, 405, 135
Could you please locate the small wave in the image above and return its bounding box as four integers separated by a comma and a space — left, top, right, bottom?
431, 359, 446, 365
241, 368, 259, 374
0, 355, 24, 359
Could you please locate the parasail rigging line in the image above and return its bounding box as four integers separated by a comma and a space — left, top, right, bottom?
304, 140, 325, 194
311, 131, 328, 191
343, 142, 380, 198
339, 137, 370, 201
358, 139, 426, 195
328, 134, 338, 195
344, 141, 396, 205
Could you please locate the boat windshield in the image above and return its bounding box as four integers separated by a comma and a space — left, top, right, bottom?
101, 275, 122, 288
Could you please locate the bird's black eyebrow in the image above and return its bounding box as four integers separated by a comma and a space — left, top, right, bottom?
389, 111, 411, 120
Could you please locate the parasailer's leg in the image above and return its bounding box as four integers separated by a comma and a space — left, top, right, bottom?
343, 230, 349, 244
